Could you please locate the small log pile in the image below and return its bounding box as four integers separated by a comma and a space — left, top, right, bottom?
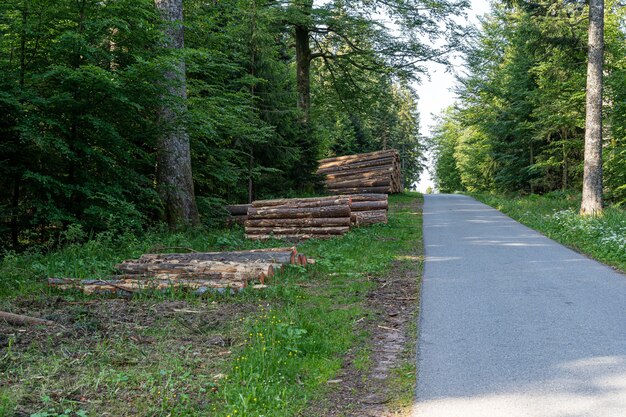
245, 196, 352, 240
225, 204, 251, 226
317, 149, 402, 194
349, 194, 389, 226
49, 247, 312, 295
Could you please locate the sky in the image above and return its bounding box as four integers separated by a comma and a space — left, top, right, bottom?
413, 0, 490, 192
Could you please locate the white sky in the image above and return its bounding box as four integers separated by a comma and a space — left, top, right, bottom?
414, 0, 490, 192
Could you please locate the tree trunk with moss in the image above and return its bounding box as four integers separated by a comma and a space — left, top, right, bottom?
154, 0, 200, 228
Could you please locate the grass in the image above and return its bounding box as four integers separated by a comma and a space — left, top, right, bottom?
0, 192, 423, 417
472, 191, 626, 273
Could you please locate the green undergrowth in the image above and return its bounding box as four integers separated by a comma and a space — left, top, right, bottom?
0, 193, 423, 417
473, 192, 626, 273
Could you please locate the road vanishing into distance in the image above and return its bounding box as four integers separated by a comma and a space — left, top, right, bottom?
415, 194, 626, 417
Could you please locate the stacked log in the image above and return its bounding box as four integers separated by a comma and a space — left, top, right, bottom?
225, 204, 251, 226
349, 194, 388, 226
245, 197, 352, 240
317, 149, 402, 194
49, 247, 313, 295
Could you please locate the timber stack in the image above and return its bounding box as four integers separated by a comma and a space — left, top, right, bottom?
349, 194, 388, 226
245, 196, 352, 240
317, 149, 402, 194
49, 247, 313, 295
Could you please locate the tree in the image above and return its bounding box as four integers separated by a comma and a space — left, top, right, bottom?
580, 0, 604, 215
154, 0, 200, 228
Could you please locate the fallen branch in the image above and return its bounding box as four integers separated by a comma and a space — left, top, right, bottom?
0, 310, 56, 327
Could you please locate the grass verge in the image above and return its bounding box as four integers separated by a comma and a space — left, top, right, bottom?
472, 192, 626, 273
0, 192, 423, 417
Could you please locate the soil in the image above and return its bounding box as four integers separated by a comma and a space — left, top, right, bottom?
304, 198, 422, 417
0, 297, 255, 352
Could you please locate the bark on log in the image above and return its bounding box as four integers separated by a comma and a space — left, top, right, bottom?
245, 217, 351, 227
247, 205, 351, 220
225, 204, 251, 215
318, 150, 398, 167
116, 260, 277, 276
138, 250, 296, 264
317, 157, 396, 174
325, 166, 394, 180
349, 194, 388, 202
252, 197, 350, 208
352, 210, 388, 226
244, 226, 350, 235
350, 200, 388, 211
0, 310, 56, 327
49, 278, 246, 294
246, 234, 336, 241
327, 186, 392, 195
328, 178, 391, 189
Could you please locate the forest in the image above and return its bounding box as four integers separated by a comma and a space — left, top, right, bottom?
430, 0, 626, 208
0, 0, 471, 251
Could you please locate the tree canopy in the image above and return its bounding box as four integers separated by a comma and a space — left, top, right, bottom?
430, 0, 626, 207
0, 0, 467, 250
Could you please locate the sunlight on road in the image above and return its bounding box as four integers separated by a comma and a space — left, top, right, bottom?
414, 356, 626, 417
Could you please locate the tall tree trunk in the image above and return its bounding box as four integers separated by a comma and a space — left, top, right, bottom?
580, 0, 604, 216
295, 23, 311, 123
154, 0, 200, 228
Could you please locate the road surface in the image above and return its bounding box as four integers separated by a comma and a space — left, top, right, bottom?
415, 194, 626, 417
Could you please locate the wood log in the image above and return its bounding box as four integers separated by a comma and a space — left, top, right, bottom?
247, 205, 350, 220
318, 148, 396, 162
138, 250, 296, 265
325, 174, 391, 186
350, 200, 388, 211
49, 278, 246, 294
252, 196, 348, 208
318, 150, 398, 167
324, 166, 394, 180
327, 178, 391, 189
0, 310, 56, 327
246, 234, 336, 241
245, 217, 351, 228
244, 226, 350, 236
116, 260, 278, 276
352, 210, 388, 226
225, 204, 251, 215
317, 157, 396, 174
327, 186, 392, 195
349, 194, 388, 202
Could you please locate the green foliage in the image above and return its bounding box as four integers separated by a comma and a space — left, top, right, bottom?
431, 1, 626, 202
0, 193, 424, 416
1, 0, 460, 248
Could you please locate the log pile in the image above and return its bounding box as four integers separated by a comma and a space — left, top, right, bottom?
317, 149, 402, 194
245, 197, 352, 240
349, 194, 389, 226
225, 204, 251, 226
49, 247, 312, 295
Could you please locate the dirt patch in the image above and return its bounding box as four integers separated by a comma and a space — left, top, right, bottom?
0, 296, 257, 416
304, 198, 422, 417
1, 297, 255, 351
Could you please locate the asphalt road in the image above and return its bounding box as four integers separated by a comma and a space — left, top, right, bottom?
414, 194, 626, 417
